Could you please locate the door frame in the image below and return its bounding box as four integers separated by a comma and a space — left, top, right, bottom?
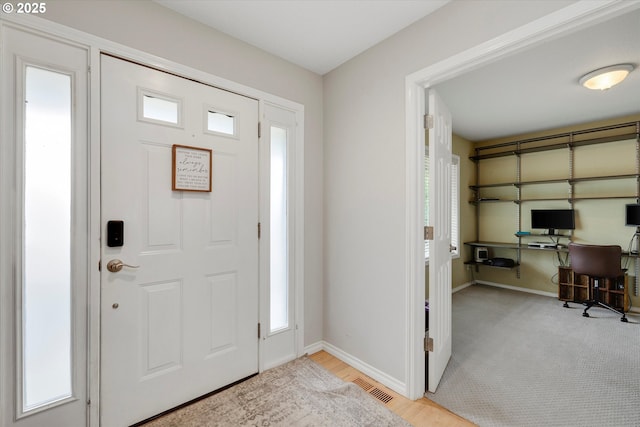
1, 13, 305, 426
404, 0, 640, 400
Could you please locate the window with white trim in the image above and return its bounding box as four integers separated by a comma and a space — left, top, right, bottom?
424, 152, 460, 260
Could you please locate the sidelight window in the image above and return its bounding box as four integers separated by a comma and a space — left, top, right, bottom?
269, 126, 289, 332
22, 66, 73, 411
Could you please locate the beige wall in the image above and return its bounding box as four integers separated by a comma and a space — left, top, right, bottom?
323, 0, 575, 384
454, 135, 477, 290
470, 114, 640, 310
41, 0, 325, 346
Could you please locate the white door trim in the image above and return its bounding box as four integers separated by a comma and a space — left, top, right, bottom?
1, 13, 304, 426
404, 0, 640, 400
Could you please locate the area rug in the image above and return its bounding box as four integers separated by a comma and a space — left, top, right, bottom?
143, 356, 411, 427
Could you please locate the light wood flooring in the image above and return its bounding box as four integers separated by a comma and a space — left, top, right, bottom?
309, 351, 475, 427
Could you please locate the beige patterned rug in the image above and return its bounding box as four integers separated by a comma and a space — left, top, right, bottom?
143, 356, 411, 426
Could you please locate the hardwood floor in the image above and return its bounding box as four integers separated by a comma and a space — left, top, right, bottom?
309, 351, 475, 427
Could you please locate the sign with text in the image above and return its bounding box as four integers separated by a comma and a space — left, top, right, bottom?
172, 144, 212, 192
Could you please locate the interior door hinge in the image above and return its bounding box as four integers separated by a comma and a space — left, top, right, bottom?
258, 222, 261, 239
424, 114, 434, 129
424, 226, 434, 240
258, 122, 261, 138
424, 335, 434, 352
98, 260, 101, 272
258, 322, 261, 339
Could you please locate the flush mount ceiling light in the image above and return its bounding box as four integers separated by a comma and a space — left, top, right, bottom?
579, 64, 635, 90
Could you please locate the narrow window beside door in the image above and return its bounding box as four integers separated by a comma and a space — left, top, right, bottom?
270, 126, 288, 332
22, 66, 72, 411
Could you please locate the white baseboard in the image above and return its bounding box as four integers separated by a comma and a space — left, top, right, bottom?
453, 281, 474, 293
303, 341, 324, 356
304, 340, 407, 397
473, 280, 640, 314
474, 280, 557, 298
304, 279, 638, 402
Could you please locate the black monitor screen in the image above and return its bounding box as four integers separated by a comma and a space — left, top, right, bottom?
626, 204, 640, 226
531, 209, 575, 233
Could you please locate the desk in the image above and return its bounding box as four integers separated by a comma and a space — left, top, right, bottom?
558, 266, 629, 312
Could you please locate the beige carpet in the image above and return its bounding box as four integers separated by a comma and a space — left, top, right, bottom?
143, 356, 411, 427
427, 284, 640, 427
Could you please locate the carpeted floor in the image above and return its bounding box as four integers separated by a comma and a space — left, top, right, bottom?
142, 356, 411, 427
426, 284, 640, 427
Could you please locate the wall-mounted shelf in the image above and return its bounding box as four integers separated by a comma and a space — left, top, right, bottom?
464, 260, 520, 270
469, 123, 638, 161
465, 121, 640, 288
472, 173, 639, 192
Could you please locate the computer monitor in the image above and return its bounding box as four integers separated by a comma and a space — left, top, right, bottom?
625, 204, 640, 226
531, 209, 575, 235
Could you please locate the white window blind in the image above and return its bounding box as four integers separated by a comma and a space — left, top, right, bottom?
425, 153, 460, 260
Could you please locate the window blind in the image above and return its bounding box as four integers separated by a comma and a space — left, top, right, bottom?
424, 153, 460, 260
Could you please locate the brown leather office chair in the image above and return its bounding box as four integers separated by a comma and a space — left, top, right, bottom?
568, 242, 627, 322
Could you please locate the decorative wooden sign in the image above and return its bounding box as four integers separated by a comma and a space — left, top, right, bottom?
172, 144, 212, 192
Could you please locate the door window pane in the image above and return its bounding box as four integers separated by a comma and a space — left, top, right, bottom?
23, 66, 72, 410
207, 110, 235, 135
270, 126, 288, 332
142, 93, 179, 124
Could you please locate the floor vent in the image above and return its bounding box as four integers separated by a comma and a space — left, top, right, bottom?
352, 377, 393, 404
352, 377, 374, 392
370, 387, 393, 404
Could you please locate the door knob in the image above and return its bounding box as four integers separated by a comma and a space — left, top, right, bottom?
106, 259, 139, 273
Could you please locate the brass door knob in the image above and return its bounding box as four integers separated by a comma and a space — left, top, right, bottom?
106, 259, 139, 273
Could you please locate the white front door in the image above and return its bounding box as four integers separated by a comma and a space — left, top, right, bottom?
427, 89, 453, 392
100, 55, 259, 426
0, 25, 89, 427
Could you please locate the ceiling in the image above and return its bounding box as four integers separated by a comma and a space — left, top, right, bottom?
154, 1, 640, 141
154, 0, 449, 75
435, 7, 640, 141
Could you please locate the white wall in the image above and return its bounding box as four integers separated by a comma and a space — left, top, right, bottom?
42, 0, 325, 347
323, 0, 574, 384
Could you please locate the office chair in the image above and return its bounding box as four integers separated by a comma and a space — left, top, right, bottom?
568, 243, 628, 322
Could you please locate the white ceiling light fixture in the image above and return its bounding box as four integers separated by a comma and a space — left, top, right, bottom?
579, 64, 634, 90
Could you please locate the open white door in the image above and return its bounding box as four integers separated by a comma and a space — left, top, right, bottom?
427, 89, 453, 393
